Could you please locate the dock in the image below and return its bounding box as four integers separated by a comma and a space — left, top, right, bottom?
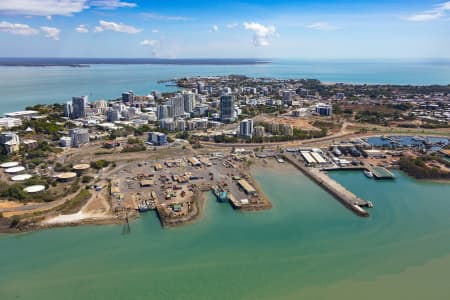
284, 154, 371, 217
367, 166, 395, 179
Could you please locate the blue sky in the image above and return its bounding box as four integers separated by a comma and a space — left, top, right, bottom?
0, 0, 449, 59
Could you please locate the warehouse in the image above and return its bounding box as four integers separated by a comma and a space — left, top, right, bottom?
237, 179, 257, 196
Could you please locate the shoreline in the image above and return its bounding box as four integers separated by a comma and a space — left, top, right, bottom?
1, 154, 449, 234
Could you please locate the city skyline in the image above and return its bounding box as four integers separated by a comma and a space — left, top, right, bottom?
0, 0, 449, 59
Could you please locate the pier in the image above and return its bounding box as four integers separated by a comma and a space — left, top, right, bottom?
284, 154, 371, 217
368, 166, 395, 179
321, 166, 395, 179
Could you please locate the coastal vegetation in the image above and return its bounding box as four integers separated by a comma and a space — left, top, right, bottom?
398, 156, 450, 180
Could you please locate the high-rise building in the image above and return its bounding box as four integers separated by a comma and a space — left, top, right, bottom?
239, 119, 254, 137
220, 95, 234, 122
122, 91, 135, 104
183, 93, 195, 113
159, 118, 175, 131
107, 108, 121, 122
282, 90, 294, 106
282, 124, 294, 136
72, 96, 88, 119
92, 100, 107, 112
64, 101, 73, 118
254, 126, 265, 138
197, 81, 205, 92
269, 122, 280, 134
176, 119, 186, 131
157, 105, 173, 120
169, 94, 184, 117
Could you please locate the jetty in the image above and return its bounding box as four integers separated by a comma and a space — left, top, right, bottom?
367, 166, 395, 179
284, 154, 371, 217
321, 165, 395, 179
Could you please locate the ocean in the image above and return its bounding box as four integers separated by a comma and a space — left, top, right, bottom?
0, 59, 450, 115
1, 166, 450, 299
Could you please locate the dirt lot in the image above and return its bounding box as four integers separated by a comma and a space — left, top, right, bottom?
253, 115, 321, 131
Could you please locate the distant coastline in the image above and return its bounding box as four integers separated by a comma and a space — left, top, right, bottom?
0, 58, 271, 67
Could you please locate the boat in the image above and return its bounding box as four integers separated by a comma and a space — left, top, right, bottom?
364, 170, 374, 178
211, 185, 229, 202
275, 156, 285, 163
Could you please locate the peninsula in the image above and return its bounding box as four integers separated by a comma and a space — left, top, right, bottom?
0, 75, 449, 233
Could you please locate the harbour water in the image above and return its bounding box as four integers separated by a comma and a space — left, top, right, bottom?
1, 59, 450, 115
1, 166, 450, 299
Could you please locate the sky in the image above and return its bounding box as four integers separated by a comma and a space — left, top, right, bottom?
0, 0, 449, 59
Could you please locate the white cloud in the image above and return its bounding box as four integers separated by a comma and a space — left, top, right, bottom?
141, 12, 189, 21
243, 22, 277, 47
140, 39, 159, 46
211, 25, 219, 32
406, 1, 450, 22
95, 20, 142, 33
0, 0, 88, 17
406, 13, 442, 22
306, 22, 339, 31
152, 29, 159, 33
90, 0, 136, 9
40, 26, 60, 40
0, 20, 39, 35
140, 39, 160, 57
76, 24, 89, 33
226, 23, 239, 29
0, 0, 136, 17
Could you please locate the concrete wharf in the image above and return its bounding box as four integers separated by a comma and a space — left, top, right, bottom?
284, 154, 371, 217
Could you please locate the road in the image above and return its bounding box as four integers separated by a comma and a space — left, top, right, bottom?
199, 121, 352, 148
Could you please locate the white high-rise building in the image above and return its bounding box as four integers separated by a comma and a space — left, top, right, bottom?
183, 93, 195, 113
169, 94, 184, 117
157, 105, 173, 120
64, 101, 73, 118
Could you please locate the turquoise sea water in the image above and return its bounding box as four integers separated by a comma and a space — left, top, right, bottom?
1, 59, 450, 115
1, 166, 450, 300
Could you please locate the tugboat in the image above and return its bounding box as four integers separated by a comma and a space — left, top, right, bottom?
364, 169, 374, 178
